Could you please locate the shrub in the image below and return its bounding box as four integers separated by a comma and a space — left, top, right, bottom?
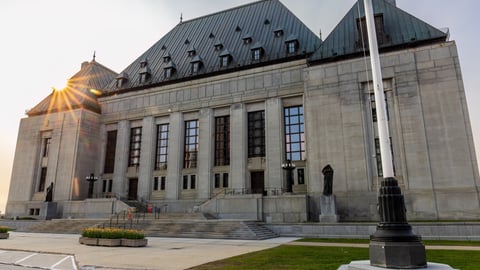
82, 227, 144, 239
0, 226, 9, 233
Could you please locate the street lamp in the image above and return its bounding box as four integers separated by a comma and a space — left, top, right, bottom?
281, 160, 295, 193
85, 173, 98, 199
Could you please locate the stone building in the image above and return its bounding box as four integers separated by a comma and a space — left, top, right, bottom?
6, 0, 479, 222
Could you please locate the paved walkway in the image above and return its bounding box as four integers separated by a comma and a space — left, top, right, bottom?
0, 232, 298, 270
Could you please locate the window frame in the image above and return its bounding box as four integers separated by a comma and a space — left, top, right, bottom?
155, 124, 169, 170
184, 120, 199, 168
104, 130, 117, 174
128, 127, 142, 167
248, 111, 266, 158
284, 105, 305, 161
214, 116, 230, 166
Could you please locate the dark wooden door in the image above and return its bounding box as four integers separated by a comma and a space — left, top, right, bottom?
251, 171, 265, 194
128, 178, 138, 200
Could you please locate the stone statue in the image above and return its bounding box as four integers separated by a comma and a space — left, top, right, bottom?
322, 164, 334, 196
45, 182, 54, 202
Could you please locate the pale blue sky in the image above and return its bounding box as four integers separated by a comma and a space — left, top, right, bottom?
0, 0, 479, 213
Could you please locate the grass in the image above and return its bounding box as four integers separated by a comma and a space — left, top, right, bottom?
296, 238, 480, 246
188, 241, 480, 270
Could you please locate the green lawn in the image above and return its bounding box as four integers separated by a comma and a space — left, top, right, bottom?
296, 238, 480, 246
188, 245, 480, 270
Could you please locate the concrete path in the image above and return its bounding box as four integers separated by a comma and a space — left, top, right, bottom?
0, 232, 299, 270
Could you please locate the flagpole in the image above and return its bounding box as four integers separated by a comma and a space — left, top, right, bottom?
363, 0, 426, 268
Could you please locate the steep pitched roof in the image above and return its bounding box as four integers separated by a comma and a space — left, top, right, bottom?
105, 0, 321, 94
309, 0, 448, 64
27, 60, 117, 116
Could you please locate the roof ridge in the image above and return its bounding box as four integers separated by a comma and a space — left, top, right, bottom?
179, 0, 273, 25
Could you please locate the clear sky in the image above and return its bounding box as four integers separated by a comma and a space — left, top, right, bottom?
0, 0, 479, 213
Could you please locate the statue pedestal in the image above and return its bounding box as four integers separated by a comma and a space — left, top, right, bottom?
319, 194, 339, 223
40, 202, 57, 220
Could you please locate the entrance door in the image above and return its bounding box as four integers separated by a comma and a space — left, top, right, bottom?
251, 171, 265, 195
128, 178, 138, 200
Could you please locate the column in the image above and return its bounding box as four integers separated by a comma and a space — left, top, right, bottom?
166, 112, 183, 200
230, 104, 248, 190
138, 116, 155, 201
197, 108, 213, 199
265, 98, 284, 191
113, 120, 130, 198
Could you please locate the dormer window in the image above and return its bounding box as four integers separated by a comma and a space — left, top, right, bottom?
219, 50, 232, 67
356, 14, 388, 48
214, 41, 223, 51
251, 42, 264, 61
139, 59, 151, 83
115, 72, 128, 88
274, 28, 284, 37
163, 53, 171, 63
242, 34, 252, 44
285, 35, 299, 54
164, 61, 176, 79
190, 55, 202, 73
187, 46, 196, 57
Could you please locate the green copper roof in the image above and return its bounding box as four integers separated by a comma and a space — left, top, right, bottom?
106, 0, 321, 93
309, 0, 448, 63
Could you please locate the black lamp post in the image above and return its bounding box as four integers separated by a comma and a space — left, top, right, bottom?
281, 160, 295, 193
85, 173, 98, 199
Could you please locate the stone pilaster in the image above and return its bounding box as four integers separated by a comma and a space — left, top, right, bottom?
166, 112, 183, 200
138, 116, 155, 201
197, 108, 213, 199
113, 120, 130, 197
230, 104, 247, 190
265, 98, 283, 192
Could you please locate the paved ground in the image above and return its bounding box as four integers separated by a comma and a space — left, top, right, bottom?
0, 232, 299, 270
1, 232, 478, 269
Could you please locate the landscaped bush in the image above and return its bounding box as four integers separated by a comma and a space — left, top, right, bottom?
0, 226, 10, 233
81, 227, 144, 239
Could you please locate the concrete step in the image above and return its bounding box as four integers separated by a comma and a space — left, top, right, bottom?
20, 219, 106, 234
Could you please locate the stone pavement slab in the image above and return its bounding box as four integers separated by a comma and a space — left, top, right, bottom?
0, 232, 298, 270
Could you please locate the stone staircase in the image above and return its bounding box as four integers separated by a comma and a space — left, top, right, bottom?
136, 219, 277, 240
19, 219, 106, 234
17, 212, 278, 240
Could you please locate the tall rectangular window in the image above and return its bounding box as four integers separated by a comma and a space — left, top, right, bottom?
128, 127, 142, 167
297, 168, 305, 185
214, 116, 230, 166
155, 124, 169, 170
38, 167, 47, 192
374, 137, 395, 177
184, 120, 199, 168
102, 179, 113, 193
248, 111, 265, 157
42, 138, 51, 157
183, 175, 189, 189
104, 130, 117, 174
284, 106, 305, 161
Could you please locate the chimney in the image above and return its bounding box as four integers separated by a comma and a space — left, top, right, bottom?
81, 61, 89, 70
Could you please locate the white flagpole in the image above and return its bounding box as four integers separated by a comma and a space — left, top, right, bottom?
364, 0, 394, 178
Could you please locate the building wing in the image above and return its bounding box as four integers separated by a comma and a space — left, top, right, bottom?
309, 0, 448, 64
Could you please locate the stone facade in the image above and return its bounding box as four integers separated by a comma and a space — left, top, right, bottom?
5, 0, 479, 222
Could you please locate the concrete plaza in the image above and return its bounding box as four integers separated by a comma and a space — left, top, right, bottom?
0, 232, 298, 270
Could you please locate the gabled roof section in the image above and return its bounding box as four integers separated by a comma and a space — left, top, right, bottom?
27, 60, 117, 116
309, 0, 448, 64
106, 0, 321, 93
